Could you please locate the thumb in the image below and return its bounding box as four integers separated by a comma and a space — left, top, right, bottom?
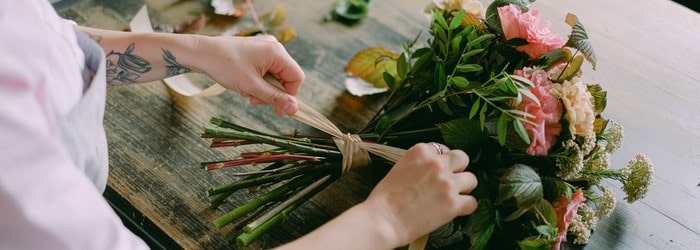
251, 77, 299, 115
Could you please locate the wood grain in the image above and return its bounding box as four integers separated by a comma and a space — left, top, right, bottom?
59, 0, 700, 249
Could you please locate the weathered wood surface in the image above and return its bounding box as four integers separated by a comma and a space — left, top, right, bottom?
60, 0, 700, 249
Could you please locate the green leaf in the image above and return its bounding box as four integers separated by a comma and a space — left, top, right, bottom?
497, 164, 543, 208
517, 237, 551, 250
565, 13, 597, 69
411, 47, 431, 58
396, 53, 408, 79
466, 34, 495, 49
456, 64, 483, 73
479, 103, 488, 129
382, 71, 396, 90
450, 76, 470, 89
434, 23, 448, 43
434, 10, 449, 30
497, 113, 507, 145
451, 35, 463, 54
462, 48, 485, 59
537, 48, 572, 70
467, 200, 497, 250
410, 49, 433, 73
449, 95, 467, 107
588, 84, 607, 114
449, 10, 466, 30
437, 99, 453, 116
469, 98, 481, 119
593, 117, 609, 136
435, 60, 447, 90
518, 87, 540, 106
533, 199, 558, 229
513, 119, 531, 144
551, 55, 583, 82
375, 100, 416, 133
437, 118, 487, 156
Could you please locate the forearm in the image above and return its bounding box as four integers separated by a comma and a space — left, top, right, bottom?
276, 202, 398, 250
74, 26, 208, 84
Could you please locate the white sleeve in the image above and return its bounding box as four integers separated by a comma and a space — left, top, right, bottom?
0, 59, 149, 250
0, 1, 148, 249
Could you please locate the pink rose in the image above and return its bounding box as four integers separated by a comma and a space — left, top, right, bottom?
498, 4, 565, 60
552, 189, 586, 250
514, 68, 563, 156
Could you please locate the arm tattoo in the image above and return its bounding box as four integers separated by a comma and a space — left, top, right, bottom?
105, 43, 151, 84
81, 31, 102, 44
162, 48, 191, 77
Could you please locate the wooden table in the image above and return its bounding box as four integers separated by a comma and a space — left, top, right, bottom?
59, 0, 700, 249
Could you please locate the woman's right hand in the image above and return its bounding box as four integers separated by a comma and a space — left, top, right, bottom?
360, 142, 479, 247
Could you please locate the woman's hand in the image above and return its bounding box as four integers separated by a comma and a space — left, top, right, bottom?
361, 142, 479, 247
194, 35, 305, 115
277, 143, 478, 250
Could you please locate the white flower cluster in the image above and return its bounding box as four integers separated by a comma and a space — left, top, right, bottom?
623, 154, 654, 203
568, 203, 598, 244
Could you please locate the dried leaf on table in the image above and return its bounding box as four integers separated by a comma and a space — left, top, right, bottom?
344, 46, 400, 89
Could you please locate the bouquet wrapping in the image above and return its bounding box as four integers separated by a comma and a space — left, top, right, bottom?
200, 0, 654, 249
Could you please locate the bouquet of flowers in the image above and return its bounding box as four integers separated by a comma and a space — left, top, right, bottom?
200, 0, 653, 249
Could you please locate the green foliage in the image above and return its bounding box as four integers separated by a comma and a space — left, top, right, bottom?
468, 200, 497, 250
588, 84, 607, 114
437, 118, 487, 157
497, 164, 543, 211
565, 13, 597, 69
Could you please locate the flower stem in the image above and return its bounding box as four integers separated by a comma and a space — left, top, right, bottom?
213, 171, 326, 229
208, 163, 332, 196
204, 126, 342, 158
233, 175, 334, 247
244, 175, 334, 233
204, 154, 324, 171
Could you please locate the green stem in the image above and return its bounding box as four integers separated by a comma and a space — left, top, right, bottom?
213, 171, 325, 228
204, 126, 342, 158
244, 175, 334, 233
233, 174, 333, 247
208, 163, 330, 196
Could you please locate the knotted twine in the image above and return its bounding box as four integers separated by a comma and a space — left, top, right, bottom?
263, 75, 406, 174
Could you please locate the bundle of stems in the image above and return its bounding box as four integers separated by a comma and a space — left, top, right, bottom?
201, 117, 426, 246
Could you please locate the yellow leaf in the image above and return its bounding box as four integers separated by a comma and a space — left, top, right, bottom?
344, 47, 400, 88
273, 26, 296, 44
261, 3, 287, 27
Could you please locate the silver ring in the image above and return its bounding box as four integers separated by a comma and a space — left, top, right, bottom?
431, 142, 444, 155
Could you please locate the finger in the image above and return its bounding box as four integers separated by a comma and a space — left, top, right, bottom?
266, 50, 304, 95
249, 77, 299, 115
455, 195, 478, 216
444, 149, 469, 172
249, 96, 264, 104
454, 171, 478, 194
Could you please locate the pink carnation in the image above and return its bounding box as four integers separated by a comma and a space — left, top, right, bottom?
498, 4, 565, 60
514, 68, 562, 156
552, 189, 586, 250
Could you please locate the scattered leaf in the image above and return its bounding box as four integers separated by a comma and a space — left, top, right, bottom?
345, 47, 400, 88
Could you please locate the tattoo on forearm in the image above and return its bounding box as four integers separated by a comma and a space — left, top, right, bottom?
162, 48, 191, 76
105, 43, 151, 83
81, 31, 102, 44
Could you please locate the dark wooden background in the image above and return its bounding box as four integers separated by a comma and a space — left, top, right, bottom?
59, 0, 700, 249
